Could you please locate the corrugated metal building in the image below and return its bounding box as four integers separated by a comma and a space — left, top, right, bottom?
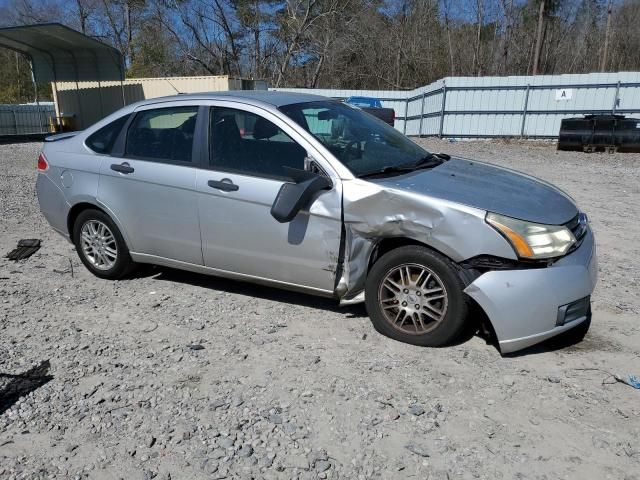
272, 72, 640, 138
53, 75, 268, 129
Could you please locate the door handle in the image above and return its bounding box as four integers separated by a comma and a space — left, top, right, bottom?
111, 162, 134, 174
208, 179, 239, 192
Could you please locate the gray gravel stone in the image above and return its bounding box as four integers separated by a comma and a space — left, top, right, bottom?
315, 460, 331, 472
408, 404, 425, 416
405, 443, 430, 457
1, 141, 638, 480
238, 445, 253, 458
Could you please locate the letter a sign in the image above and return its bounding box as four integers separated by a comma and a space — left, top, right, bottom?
555, 89, 573, 101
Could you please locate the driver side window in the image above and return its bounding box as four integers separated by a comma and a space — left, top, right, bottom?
209, 107, 306, 180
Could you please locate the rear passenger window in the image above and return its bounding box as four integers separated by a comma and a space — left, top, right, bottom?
209, 107, 306, 180
86, 115, 129, 154
126, 107, 198, 163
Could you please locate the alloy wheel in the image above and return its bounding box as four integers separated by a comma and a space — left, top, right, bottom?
378, 263, 449, 335
79, 220, 118, 271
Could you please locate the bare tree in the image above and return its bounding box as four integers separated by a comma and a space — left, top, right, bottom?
600, 0, 613, 71
2, 0, 640, 97
473, 0, 484, 76
442, 0, 455, 76
274, 0, 341, 87
532, 0, 546, 75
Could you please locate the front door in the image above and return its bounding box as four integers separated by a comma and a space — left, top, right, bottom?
195, 104, 342, 293
98, 104, 203, 265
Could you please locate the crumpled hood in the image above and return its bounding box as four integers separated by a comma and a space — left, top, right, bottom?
375, 157, 578, 225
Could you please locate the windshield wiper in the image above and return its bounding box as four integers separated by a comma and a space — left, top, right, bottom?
357, 165, 416, 178
412, 154, 444, 169
357, 154, 445, 179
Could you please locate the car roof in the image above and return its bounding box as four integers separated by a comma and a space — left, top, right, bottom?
139, 90, 331, 108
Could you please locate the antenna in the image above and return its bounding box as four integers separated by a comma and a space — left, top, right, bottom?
165, 79, 183, 94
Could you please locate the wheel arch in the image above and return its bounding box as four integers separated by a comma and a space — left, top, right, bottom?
370, 238, 446, 272
368, 237, 482, 286
66, 201, 133, 251
67, 202, 106, 237
365, 236, 496, 344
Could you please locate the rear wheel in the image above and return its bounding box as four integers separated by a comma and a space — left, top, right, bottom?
365, 245, 469, 347
72, 209, 135, 279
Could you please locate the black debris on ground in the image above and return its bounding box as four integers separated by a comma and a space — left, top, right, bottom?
5, 239, 41, 261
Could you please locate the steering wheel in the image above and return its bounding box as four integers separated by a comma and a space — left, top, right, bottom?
343, 139, 363, 161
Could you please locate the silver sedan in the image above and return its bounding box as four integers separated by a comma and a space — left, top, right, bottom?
36, 91, 597, 354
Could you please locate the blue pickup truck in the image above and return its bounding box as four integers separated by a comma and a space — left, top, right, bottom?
345, 96, 395, 126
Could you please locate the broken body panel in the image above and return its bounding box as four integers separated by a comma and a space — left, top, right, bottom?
332, 159, 595, 353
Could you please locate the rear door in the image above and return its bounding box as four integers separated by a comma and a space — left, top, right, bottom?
97, 103, 204, 265
195, 102, 343, 293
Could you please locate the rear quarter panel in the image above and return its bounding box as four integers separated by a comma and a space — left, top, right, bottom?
39, 137, 102, 235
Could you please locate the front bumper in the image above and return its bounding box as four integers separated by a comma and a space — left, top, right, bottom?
464, 228, 597, 354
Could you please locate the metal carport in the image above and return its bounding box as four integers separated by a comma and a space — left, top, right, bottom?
0, 23, 124, 134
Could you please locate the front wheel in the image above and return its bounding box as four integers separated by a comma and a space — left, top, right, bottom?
72, 209, 135, 279
365, 245, 469, 347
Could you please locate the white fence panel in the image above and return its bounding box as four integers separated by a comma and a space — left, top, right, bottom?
272, 72, 640, 138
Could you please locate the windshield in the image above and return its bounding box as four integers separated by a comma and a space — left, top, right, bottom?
279, 101, 430, 178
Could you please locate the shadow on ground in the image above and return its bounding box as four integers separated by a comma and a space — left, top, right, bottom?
0, 360, 53, 415
146, 266, 368, 319
503, 319, 592, 357
139, 267, 596, 356
143, 266, 510, 350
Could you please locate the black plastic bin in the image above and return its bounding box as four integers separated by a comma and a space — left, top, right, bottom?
557, 114, 640, 153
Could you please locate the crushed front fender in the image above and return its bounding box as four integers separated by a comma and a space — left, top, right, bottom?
464, 228, 597, 354
336, 178, 516, 301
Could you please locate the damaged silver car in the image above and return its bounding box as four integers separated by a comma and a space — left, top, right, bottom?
36, 91, 597, 354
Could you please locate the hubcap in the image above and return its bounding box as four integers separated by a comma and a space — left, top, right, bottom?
378, 263, 448, 335
80, 220, 117, 271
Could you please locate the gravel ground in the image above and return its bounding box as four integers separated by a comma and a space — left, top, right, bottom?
1, 139, 639, 480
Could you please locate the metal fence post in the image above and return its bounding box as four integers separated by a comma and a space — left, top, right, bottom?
612, 80, 620, 114
520, 84, 530, 138
403, 97, 410, 135
12, 108, 18, 135
418, 91, 427, 137
438, 83, 447, 138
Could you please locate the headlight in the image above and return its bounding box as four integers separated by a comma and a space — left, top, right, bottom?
486, 212, 576, 259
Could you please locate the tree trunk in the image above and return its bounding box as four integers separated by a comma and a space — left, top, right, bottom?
76, 0, 87, 34
600, 0, 613, 72
473, 0, 483, 76
311, 36, 329, 88
15, 52, 21, 101
500, 0, 513, 74
444, 9, 455, 76
532, 0, 545, 75
125, 1, 134, 64
275, 41, 297, 87
101, 0, 127, 62
254, 0, 261, 78
310, 54, 324, 88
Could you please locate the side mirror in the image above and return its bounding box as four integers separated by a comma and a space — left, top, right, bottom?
270, 169, 332, 223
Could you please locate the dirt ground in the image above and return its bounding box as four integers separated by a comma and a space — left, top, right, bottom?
1, 139, 639, 480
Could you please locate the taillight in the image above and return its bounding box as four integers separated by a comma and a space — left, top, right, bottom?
37, 152, 49, 172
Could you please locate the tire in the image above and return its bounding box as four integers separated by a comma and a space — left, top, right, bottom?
365, 245, 469, 347
72, 209, 135, 279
